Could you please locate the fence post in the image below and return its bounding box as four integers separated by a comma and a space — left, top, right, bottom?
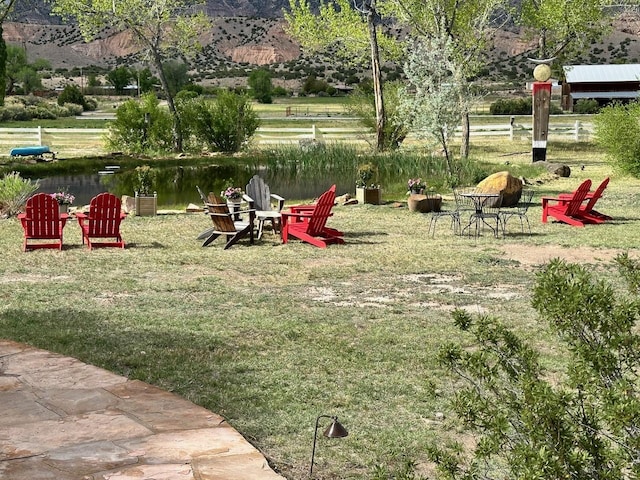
574, 120, 580, 142
510, 116, 515, 141
38, 126, 42, 146
312, 124, 316, 140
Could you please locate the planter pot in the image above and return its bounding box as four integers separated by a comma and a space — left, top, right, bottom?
407, 194, 442, 213
356, 187, 382, 205
58, 204, 69, 214
135, 193, 157, 216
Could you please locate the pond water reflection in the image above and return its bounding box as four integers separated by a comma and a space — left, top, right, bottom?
35, 162, 360, 207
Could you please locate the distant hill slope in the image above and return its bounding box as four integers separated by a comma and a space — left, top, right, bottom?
3, 2, 640, 89
8, 0, 303, 22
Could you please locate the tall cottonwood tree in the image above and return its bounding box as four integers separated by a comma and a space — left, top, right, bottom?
285, 0, 401, 152
385, 0, 507, 158
517, 0, 615, 61
50, 0, 209, 152
0, 0, 18, 106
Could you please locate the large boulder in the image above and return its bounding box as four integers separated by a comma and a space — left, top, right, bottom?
475, 171, 523, 207
543, 162, 571, 177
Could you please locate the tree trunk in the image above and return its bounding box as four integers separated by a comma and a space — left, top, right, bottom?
367, 3, 385, 152
460, 111, 470, 159
151, 52, 183, 153
0, 26, 5, 106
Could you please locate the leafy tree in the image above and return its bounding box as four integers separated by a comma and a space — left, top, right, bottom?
51, 0, 209, 152
248, 68, 273, 104
399, 34, 473, 174
87, 73, 100, 88
107, 92, 173, 154
286, 0, 401, 152
346, 80, 407, 150
594, 101, 640, 177
432, 256, 640, 479
31, 59, 51, 72
5, 45, 27, 95
133, 68, 157, 94
0, 0, 18, 105
302, 74, 329, 95
385, 0, 507, 158
57, 84, 88, 110
106, 66, 132, 95
17, 67, 42, 94
516, 0, 614, 60
162, 61, 189, 97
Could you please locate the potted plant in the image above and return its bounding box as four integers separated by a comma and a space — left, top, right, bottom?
51, 188, 75, 214
134, 165, 157, 216
221, 182, 245, 220
407, 178, 426, 195
406, 178, 442, 213
355, 163, 382, 205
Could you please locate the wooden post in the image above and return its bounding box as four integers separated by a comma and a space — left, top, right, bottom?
532, 81, 551, 162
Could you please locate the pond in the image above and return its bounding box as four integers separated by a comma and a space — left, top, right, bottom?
31, 149, 469, 207
34, 161, 362, 207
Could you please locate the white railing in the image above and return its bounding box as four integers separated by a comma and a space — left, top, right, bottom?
0, 121, 594, 156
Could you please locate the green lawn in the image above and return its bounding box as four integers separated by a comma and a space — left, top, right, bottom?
1, 140, 637, 479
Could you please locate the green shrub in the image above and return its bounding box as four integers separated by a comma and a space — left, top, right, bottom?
432, 256, 640, 480
0, 172, 39, 217
178, 91, 258, 153
573, 98, 600, 114
57, 84, 90, 111
594, 101, 640, 177
106, 93, 173, 154
490, 97, 532, 115
490, 97, 562, 115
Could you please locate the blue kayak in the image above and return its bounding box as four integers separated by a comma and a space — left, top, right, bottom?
10, 146, 53, 157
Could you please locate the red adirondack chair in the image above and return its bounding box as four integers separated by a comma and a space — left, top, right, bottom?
76, 193, 126, 249
541, 179, 593, 227
281, 185, 344, 248
18, 193, 69, 251
559, 177, 612, 224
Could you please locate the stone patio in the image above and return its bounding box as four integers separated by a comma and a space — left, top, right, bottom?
0, 340, 284, 480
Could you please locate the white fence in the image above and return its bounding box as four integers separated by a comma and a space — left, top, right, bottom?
0, 121, 594, 156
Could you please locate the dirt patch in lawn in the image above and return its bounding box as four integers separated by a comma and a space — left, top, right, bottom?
498, 244, 632, 269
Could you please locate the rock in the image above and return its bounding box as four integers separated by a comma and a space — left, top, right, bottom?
543, 162, 571, 177
186, 203, 203, 213
336, 193, 352, 205
475, 171, 523, 206
121, 195, 135, 214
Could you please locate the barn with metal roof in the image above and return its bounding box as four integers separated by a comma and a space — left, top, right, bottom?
561, 64, 640, 111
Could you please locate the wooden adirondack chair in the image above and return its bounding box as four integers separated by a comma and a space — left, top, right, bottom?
542, 179, 593, 227
245, 175, 285, 239
202, 194, 255, 249
281, 185, 344, 248
76, 193, 126, 250
18, 193, 70, 251
559, 177, 612, 224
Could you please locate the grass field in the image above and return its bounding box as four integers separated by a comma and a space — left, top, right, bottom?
2, 131, 637, 478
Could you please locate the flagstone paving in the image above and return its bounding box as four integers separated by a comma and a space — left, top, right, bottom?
0, 340, 285, 480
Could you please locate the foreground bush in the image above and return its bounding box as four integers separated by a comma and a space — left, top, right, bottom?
594, 101, 640, 177
0, 172, 39, 217
431, 256, 640, 479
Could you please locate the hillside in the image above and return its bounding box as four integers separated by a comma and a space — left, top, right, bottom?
3, 6, 640, 91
